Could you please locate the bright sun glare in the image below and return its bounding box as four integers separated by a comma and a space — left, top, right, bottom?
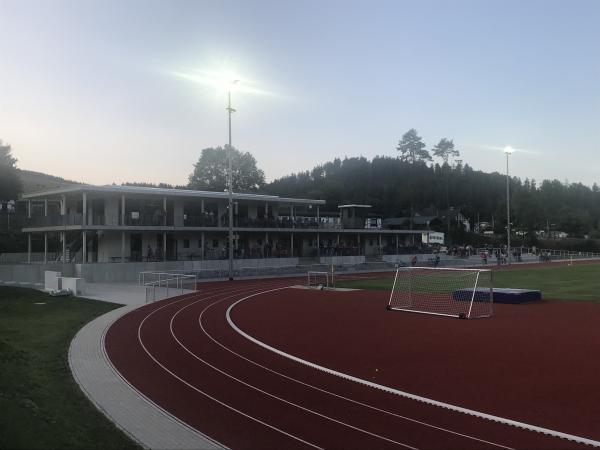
171, 67, 274, 97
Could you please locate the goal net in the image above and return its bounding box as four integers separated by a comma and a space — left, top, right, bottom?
387, 267, 493, 319
307, 271, 333, 289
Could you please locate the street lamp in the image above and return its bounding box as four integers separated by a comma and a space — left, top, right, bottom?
227, 80, 239, 281
504, 146, 514, 264
171, 69, 268, 279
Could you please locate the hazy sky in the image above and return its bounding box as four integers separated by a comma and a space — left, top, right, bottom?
1, 0, 599, 187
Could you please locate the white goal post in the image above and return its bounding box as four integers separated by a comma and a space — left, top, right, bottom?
387, 267, 493, 319
307, 271, 333, 289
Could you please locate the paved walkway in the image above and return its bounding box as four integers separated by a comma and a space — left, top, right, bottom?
69, 304, 225, 450
80, 282, 148, 305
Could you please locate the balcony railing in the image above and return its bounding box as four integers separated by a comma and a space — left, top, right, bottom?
25, 214, 83, 227
123, 214, 174, 227
182, 214, 218, 227
22, 213, 348, 230
235, 216, 341, 229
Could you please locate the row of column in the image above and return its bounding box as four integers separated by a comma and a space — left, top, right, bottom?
27, 230, 401, 263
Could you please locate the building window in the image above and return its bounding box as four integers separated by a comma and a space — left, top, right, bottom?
212, 239, 219, 248
131, 211, 140, 220
369, 239, 373, 246
183, 239, 190, 249
198, 240, 202, 248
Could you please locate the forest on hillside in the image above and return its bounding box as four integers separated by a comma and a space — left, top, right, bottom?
265, 156, 600, 240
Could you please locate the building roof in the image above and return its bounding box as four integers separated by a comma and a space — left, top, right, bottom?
20, 184, 325, 205
338, 204, 372, 209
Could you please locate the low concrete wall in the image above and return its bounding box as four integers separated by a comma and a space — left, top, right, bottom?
382, 254, 469, 266
76, 258, 300, 283
0, 252, 62, 264
175, 258, 299, 272
76, 262, 183, 283
320, 256, 366, 266
382, 255, 413, 265
382, 253, 540, 267
0, 263, 74, 285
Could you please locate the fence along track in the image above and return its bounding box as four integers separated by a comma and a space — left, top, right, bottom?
142, 272, 198, 303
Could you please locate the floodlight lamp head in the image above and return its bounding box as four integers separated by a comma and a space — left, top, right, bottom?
504, 146, 514, 154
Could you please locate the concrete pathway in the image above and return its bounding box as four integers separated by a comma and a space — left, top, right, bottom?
80, 282, 148, 305
69, 304, 225, 450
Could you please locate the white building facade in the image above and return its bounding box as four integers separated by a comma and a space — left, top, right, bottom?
21, 185, 431, 264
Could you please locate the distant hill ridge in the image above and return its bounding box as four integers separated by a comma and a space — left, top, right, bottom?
18, 169, 81, 194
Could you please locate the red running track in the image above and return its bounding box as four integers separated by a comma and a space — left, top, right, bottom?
105, 277, 600, 450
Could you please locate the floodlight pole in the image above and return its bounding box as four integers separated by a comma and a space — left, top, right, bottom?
505, 150, 511, 265
227, 83, 238, 281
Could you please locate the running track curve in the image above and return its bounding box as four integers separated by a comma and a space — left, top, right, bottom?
105, 278, 594, 450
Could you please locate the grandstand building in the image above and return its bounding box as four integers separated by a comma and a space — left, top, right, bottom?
20, 185, 438, 264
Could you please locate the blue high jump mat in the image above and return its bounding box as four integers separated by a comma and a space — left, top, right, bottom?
452, 288, 542, 304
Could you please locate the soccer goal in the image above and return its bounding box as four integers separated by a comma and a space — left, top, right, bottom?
307, 271, 333, 289
387, 267, 493, 319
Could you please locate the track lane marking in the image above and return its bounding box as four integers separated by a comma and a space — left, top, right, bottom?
194, 292, 515, 450
226, 286, 600, 448
136, 281, 324, 450
169, 290, 420, 450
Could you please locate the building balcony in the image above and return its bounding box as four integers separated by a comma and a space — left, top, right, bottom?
182, 214, 218, 227
21, 213, 369, 231
123, 214, 173, 227
235, 216, 341, 230
25, 214, 83, 227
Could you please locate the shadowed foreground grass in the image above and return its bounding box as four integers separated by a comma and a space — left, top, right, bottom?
335, 262, 600, 301
0, 286, 139, 450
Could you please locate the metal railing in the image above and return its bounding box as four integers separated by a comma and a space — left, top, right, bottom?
143, 272, 198, 303
473, 247, 600, 262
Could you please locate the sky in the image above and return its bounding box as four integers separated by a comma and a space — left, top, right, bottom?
1, 0, 599, 187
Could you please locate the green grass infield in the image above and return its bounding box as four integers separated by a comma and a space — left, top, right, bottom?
0, 286, 140, 450
334, 262, 600, 301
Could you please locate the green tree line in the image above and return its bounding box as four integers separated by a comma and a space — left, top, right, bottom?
265, 156, 600, 239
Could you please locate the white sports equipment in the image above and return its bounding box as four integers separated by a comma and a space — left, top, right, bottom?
387, 267, 493, 319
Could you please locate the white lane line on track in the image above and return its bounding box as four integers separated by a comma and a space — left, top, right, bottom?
226, 286, 600, 449
137, 281, 324, 450
194, 292, 515, 450
98, 307, 227, 450
169, 290, 420, 450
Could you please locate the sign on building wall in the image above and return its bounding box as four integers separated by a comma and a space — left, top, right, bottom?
422, 232, 445, 245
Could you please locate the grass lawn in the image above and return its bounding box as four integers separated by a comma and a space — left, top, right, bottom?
335, 263, 600, 301
0, 286, 140, 450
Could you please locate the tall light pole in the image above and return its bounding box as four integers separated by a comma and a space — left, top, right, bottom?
227, 80, 239, 281
504, 146, 513, 264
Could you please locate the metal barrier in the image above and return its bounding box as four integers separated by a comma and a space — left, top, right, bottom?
143, 273, 197, 303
